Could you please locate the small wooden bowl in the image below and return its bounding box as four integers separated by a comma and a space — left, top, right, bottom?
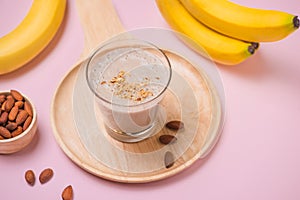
0, 90, 37, 154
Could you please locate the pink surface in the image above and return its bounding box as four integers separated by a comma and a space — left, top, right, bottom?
1, 0, 300, 199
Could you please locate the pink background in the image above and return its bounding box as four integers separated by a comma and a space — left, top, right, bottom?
1, 0, 300, 199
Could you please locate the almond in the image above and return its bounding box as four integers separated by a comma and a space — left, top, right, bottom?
25, 170, 35, 186
62, 185, 73, 200
6, 95, 13, 99
5, 96, 15, 112
165, 120, 184, 130
23, 116, 32, 131
0, 112, 8, 125
164, 151, 175, 168
159, 135, 177, 145
39, 168, 54, 184
15, 101, 24, 108
8, 106, 19, 121
0, 95, 5, 103
0, 126, 11, 139
11, 126, 23, 137
10, 90, 23, 101
24, 101, 33, 117
15, 110, 29, 125
1, 101, 6, 111
6, 122, 18, 131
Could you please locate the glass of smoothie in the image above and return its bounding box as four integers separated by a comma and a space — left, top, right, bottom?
86, 39, 172, 143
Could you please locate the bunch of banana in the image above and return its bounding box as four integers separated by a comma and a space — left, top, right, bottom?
0, 0, 67, 75
156, 0, 299, 65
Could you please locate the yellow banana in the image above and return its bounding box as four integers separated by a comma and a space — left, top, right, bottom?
180, 0, 299, 42
156, 0, 258, 65
0, 0, 67, 75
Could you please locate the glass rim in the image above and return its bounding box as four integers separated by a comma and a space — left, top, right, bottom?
85, 38, 172, 108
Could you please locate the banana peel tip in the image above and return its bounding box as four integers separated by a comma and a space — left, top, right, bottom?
248, 42, 259, 54
293, 16, 299, 28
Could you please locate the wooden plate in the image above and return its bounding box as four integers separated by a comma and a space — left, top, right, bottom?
51, 49, 223, 183
50, 0, 224, 183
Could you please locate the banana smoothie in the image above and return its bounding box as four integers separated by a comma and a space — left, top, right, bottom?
86, 39, 172, 142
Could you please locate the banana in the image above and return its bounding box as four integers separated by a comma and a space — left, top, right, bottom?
0, 0, 67, 75
180, 0, 299, 42
156, 0, 258, 65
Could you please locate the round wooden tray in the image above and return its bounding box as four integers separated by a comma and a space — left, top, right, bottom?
51, 49, 223, 183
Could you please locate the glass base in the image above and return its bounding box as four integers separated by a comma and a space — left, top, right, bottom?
105, 122, 161, 143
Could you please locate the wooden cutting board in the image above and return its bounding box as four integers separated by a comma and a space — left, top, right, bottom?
74, 0, 124, 58
50, 0, 223, 183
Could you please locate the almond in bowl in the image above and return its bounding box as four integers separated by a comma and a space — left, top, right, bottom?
0, 90, 37, 154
